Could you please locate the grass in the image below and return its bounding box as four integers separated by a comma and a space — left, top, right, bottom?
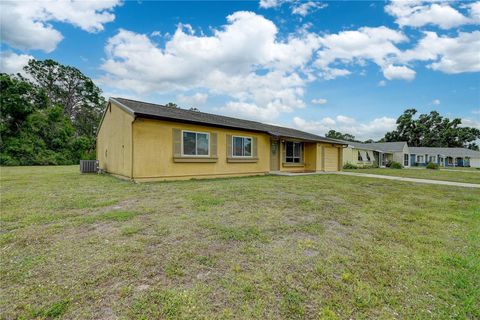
1, 165, 479, 319
345, 167, 480, 184
441, 166, 480, 171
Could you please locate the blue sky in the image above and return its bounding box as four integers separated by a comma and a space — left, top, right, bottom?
1, 0, 479, 140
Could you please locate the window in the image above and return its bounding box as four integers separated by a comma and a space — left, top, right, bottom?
285, 141, 302, 163
232, 136, 252, 157
428, 155, 435, 163
417, 155, 424, 163
182, 131, 209, 156
358, 151, 363, 161
366, 152, 371, 161
404, 154, 409, 166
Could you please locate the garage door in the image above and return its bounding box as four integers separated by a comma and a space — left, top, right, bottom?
324, 147, 339, 171
470, 158, 480, 168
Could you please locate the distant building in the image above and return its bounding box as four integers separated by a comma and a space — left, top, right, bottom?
342, 141, 480, 168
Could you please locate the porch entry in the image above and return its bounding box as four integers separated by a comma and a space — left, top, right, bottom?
270, 139, 279, 171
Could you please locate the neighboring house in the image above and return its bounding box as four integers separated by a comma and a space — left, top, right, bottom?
342, 141, 380, 167
342, 141, 480, 168
342, 141, 409, 167
408, 147, 480, 168
96, 98, 346, 181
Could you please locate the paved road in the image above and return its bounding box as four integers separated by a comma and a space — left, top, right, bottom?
334, 171, 480, 188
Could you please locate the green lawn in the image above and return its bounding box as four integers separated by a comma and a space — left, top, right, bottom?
1, 166, 479, 319
345, 167, 480, 184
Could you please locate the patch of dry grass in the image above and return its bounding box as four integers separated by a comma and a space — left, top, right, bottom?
0, 166, 479, 319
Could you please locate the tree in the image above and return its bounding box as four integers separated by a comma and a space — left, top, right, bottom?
24, 59, 105, 137
0, 59, 105, 165
165, 102, 178, 108
325, 130, 358, 142
189, 107, 200, 111
384, 109, 480, 150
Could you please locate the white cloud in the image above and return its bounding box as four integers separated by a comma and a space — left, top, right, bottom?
98, 9, 479, 121
383, 64, 416, 80
319, 67, 351, 80
0, 0, 121, 52
315, 26, 407, 79
100, 11, 321, 120
0, 52, 33, 76
432, 99, 440, 105
259, 0, 327, 16
292, 2, 327, 17
293, 115, 397, 140
177, 93, 208, 107
469, 2, 480, 23
385, 0, 474, 29
259, 0, 282, 9
472, 109, 480, 115
311, 98, 327, 105
378, 80, 387, 87
399, 31, 480, 74
461, 118, 480, 129
336, 115, 356, 125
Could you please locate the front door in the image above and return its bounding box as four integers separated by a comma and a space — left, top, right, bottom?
270, 140, 279, 171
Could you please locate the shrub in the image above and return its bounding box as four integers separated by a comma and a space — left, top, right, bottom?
343, 163, 358, 169
426, 162, 440, 170
389, 161, 402, 169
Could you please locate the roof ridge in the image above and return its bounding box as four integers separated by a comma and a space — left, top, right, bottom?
115, 97, 282, 128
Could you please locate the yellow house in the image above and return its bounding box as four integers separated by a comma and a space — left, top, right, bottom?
96, 98, 346, 181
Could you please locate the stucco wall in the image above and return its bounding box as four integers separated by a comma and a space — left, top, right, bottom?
303, 143, 317, 171
96, 102, 133, 178
392, 152, 404, 164
131, 118, 271, 180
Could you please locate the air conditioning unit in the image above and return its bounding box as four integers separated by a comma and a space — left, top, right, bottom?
80, 160, 99, 173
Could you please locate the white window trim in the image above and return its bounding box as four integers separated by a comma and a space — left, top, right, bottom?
181, 130, 210, 157
285, 141, 303, 163
231, 135, 253, 158
417, 155, 424, 163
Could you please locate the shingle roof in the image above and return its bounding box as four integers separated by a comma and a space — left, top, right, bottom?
360, 141, 407, 152
110, 97, 345, 144
342, 141, 407, 152
409, 147, 480, 158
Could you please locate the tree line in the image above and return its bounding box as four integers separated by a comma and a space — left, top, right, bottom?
326, 109, 480, 150
1, 59, 104, 165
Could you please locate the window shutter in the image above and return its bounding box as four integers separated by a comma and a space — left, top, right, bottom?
252, 137, 258, 158
282, 142, 286, 162
210, 132, 217, 157
226, 134, 232, 157
173, 128, 182, 157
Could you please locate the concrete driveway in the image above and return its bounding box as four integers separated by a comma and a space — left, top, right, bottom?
334, 171, 480, 188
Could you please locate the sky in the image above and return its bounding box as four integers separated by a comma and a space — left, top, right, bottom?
1, 0, 479, 140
